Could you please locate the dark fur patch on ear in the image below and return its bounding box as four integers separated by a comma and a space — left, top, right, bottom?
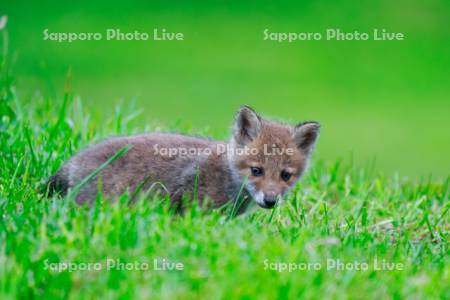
293, 121, 320, 154
233, 105, 262, 146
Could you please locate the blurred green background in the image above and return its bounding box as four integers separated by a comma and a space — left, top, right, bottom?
2, 0, 449, 177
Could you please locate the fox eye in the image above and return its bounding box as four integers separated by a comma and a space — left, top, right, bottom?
250, 167, 264, 177
280, 170, 292, 182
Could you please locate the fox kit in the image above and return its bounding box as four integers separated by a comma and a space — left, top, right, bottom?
47, 106, 320, 212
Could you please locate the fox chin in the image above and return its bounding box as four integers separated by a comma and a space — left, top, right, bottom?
46, 105, 320, 213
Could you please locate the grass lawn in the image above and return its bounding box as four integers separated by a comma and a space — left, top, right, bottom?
0, 79, 448, 298
1, 2, 449, 295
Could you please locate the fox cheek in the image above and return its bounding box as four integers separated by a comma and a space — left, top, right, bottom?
287, 179, 298, 189
282, 174, 301, 190
248, 176, 263, 187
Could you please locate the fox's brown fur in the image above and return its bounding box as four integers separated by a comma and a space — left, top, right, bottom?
47, 106, 320, 212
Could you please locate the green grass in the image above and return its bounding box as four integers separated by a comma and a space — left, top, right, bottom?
3, 0, 450, 176
0, 77, 449, 299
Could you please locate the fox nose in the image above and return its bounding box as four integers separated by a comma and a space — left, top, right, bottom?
263, 195, 277, 208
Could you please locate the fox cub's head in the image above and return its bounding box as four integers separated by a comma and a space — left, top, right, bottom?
228, 106, 320, 209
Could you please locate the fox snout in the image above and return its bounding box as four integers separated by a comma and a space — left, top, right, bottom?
253, 189, 283, 209
262, 193, 278, 208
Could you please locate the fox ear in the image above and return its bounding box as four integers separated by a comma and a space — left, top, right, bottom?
233, 105, 262, 146
293, 121, 320, 154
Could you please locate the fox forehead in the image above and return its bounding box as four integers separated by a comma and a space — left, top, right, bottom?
235, 121, 305, 172
258, 121, 298, 149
